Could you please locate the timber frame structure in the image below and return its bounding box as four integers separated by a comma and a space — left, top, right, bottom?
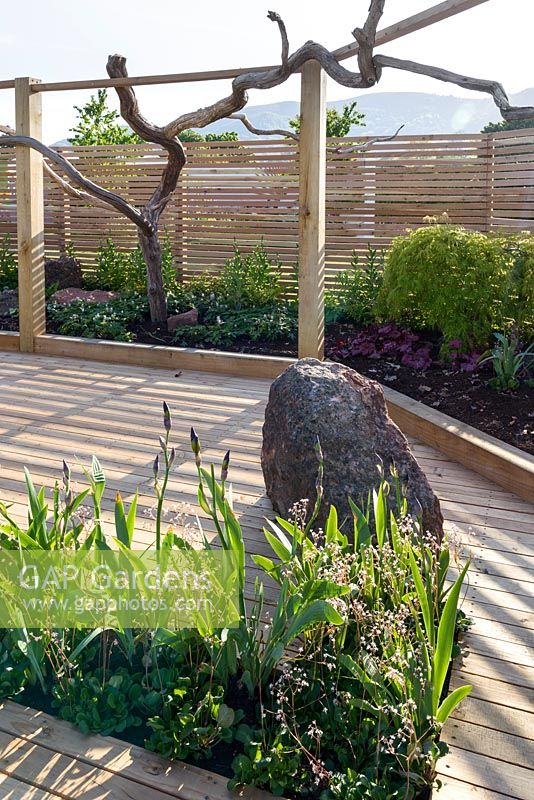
0, 0, 532, 362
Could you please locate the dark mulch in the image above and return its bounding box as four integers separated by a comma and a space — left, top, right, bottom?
324, 325, 534, 456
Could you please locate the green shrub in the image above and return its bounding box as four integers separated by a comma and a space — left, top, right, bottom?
0, 235, 18, 290
377, 225, 512, 349
219, 243, 286, 309
329, 245, 384, 325
85, 236, 176, 294
504, 232, 534, 335
167, 274, 224, 317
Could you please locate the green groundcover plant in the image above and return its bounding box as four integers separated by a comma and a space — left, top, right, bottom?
170, 242, 298, 348
0, 235, 18, 291
44, 240, 298, 348
0, 403, 470, 799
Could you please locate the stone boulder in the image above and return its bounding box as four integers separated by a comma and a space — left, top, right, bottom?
167, 309, 199, 331
45, 256, 82, 290
261, 358, 443, 537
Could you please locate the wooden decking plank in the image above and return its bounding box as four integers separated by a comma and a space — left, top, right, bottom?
450, 696, 534, 740
450, 672, 534, 713
437, 775, 520, 800
0, 353, 532, 800
437, 748, 533, 799
0, 702, 273, 800
443, 718, 534, 768
0, 772, 63, 799
0, 729, 179, 800
453, 650, 534, 689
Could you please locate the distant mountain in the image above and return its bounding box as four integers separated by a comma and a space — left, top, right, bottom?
52, 88, 534, 147
197, 88, 534, 138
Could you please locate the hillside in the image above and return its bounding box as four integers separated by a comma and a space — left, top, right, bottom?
199, 88, 534, 139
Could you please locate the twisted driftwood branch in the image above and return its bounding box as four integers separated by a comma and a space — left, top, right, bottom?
353, 0, 385, 85
374, 55, 534, 121
229, 112, 405, 154
328, 124, 406, 154
163, 3, 387, 138
0, 123, 112, 211
0, 133, 150, 232
106, 55, 186, 222
229, 113, 299, 140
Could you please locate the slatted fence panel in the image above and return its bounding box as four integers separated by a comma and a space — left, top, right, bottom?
489, 127, 534, 232
1, 131, 533, 287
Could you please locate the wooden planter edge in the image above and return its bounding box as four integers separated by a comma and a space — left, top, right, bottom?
384, 385, 534, 504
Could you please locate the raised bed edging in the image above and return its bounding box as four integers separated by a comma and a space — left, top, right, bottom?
0, 330, 21, 352
2, 333, 532, 503
33, 334, 294, 380
383, 385, 534, 504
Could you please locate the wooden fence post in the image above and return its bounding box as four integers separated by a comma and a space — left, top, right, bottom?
15, 77, 45, 352
298, 60, 326, 360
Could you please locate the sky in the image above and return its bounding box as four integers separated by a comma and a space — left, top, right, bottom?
0, 0, 531, 142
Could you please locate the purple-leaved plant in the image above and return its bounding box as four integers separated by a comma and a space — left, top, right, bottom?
328, 323, 433, 370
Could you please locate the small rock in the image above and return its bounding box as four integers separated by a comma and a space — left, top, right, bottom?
50, 288, 118, 305
167, 309, 199, 331
0, 289, 18, 315
45, 256, 82, 290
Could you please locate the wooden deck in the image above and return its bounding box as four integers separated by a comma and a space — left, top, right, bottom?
0, 351, 531, 800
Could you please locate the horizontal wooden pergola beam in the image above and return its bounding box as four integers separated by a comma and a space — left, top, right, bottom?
0, 0, 487, 94
334, 0, 490, 61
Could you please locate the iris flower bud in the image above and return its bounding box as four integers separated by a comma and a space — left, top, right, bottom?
153, 454, 159, 479
62, 460, 71, 487
221, 450, 230, 483
163, 401, 172, 432
190, 428, 201, 467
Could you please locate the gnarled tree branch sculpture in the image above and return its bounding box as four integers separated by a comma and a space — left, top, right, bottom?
0, 1, 532, 326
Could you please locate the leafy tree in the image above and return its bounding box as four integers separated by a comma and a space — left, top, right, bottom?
178, 129, 238, 142
482, 118, 534, 133
205, 131, 239, 141
69, 90, 141, 145
289, 101, 365, 137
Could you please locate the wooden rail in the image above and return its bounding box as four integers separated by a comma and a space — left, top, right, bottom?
2, 1, 487, 94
